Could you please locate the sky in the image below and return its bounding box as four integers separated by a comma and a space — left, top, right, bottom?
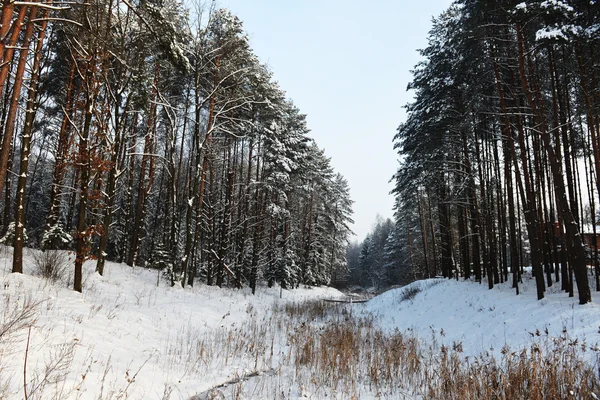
217, 0, 454, 241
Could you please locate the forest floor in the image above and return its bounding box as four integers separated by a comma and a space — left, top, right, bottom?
0, 245, 599, 399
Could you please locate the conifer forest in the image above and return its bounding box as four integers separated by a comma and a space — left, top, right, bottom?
349, 0, 600, 306
0, 0, 354, 292
3, 1, 600, 399
2, 0, 600, 305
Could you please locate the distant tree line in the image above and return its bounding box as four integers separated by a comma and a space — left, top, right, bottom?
0, 0, 353, 292
390, 0, 600, 304
346, 216, 413, 291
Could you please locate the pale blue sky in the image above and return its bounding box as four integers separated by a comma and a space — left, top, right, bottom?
217, 0, 453, 241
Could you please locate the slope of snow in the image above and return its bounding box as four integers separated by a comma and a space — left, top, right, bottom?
0, 246, 343, 399
363, 275, 600, 359
1, 243, 599, 399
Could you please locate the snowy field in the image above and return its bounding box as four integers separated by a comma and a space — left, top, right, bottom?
0, 245, 599, 399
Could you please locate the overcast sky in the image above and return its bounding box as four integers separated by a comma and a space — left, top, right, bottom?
217, 0, 453, 241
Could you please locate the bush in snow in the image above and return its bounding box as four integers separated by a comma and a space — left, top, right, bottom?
0, 222, 27, 246
41, 223, 73, 250
32, 250, 68, 283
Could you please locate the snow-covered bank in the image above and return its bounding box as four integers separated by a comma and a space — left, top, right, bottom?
0, 246, 342, 399
363, 275, 600, 358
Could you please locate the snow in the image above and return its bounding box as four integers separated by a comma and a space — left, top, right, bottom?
536, 27, 568, 41
0, 246, 343, 399
540, 0, 574, 13
362, 277, 600, 360
582, 223, 600, 234
515, 2, 527, 11
1, 246, 599, 399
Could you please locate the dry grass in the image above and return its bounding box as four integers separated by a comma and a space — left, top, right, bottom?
31, 250, 68, 283
1, 280, 597, 399
0, 291, 40, 398
276, 299, 600, 399
426, 332, 600, 400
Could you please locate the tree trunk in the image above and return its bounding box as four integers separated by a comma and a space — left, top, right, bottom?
0, 5, 34, 207
74, 59, 97, 293
13, 6, 45, 273
127, 67, 158, 267
516, 26, 590, 304
463, 123, 482, 282
96, 94, 130, 275
0, 3, 28, 97
438, 180, 453, 279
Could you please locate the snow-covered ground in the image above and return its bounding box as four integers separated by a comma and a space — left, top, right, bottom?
363, 276, 600, 360
1, 245, 599, 399
0, 246, 343, 399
